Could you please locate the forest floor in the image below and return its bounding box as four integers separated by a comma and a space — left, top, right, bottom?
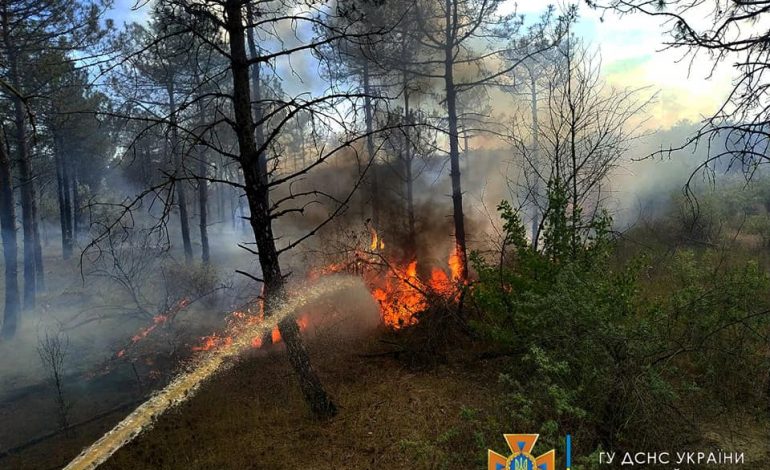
3, 322, 770, 469
4, 331, 510, 469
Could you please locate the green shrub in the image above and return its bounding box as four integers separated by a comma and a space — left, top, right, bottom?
471, 180, 770, 457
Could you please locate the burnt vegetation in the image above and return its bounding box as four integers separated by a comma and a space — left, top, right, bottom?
0, 0, 769, 468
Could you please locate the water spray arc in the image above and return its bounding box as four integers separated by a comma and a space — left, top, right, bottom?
64, 276, 360, 470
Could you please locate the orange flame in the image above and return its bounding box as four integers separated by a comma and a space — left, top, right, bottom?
370, 228, 385, 251
191, 334, 219, 352
448, 245, 464, 282
428, 267, 452, 296
315, 243, 463, 329
130, 314, 167, 343
191, 308, 312, 353
121, 298, 190, 350
371, 260, 424, 329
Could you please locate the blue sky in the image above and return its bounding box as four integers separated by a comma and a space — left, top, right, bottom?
513, 2, 733, 128
107, 0, 149, 25
105, 1, 734, 129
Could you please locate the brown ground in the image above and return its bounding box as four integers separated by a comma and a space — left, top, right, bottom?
3, 331, 508, 470
4, 322, 766, 469
104, 335, 508, 470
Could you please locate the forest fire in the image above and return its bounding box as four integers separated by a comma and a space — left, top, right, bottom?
183, 229, 461, 354
371, 261, 424, 328
368, 252, 462, 328
370, 227, 385, 251
66, 277, 361, 470
113, 298, 191, 360
130, 314, 168, 343
191, 307, 312, 352
448, 245, 464, 282
102, 223, 462, 362
313, 229, 464, 329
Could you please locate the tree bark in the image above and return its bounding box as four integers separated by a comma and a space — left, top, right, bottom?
225, 0, 336, 418
54, 141, 67, 254
198, 153, 210, 264
11, 94, 36, 308
72, 164, 81, 238
230, 184, 237, 230
444, 0, 468, 283
32, 189, 44, 291
403, 84, 416, 260
528, 68, 541, 249
245, 2, 268, 183
216, 162, 225, 228
2, 6, 37, 308
53, 132, 73, 259
363, 61, 380, 227
197, 109, 210, 265
567, 35, 578, 259
0, 132, 20, 338
167, 82, 193, 262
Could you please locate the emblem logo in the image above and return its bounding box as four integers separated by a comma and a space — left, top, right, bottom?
488, 434, 555, 470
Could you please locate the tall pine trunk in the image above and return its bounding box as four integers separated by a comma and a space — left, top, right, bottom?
225, 0, 336, 418
197, 108, 210, 264
2, 8, 36, 308
363, 62, 379, 227
193, 74, 211, 264
0, 133, 20, 338
11, 94, 36, 308
198, 160, 209, 264
54, 132, 73, 259
32, 190, 43, 291
217, 164, 225, 228
444, 2, 468, 283
72, 165, 81, 239
167, 83, 193, 262
528, 69, 541, 249
566, 36, 578, 259
246, 3, 274, 347
403, 84, 416, 261
245, 2, 268, 187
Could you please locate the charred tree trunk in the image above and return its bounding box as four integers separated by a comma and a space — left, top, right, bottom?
216, 162, 225, 228
443, 4, 468, 283
53, 132, 73, 259
62, 151, 73, 255
363, 61, 380, 228
197, 124, 210, 264
11, 95, 36, 308
246, 3, 273, 347
54, 143, 67, 253
403, 85, 416, 261
567, 36, 578, 259
198, 153, 210, 264
193, 76, 211, 265
1, 0, 42, 305
528, 69, 541, 250
167, 83, 193, 262
71, 165, 81, 239
230, 184, 237, 231
225, 0, 336, 418
0, 133, 20, 338
32, 190, 43, 291
404, 153, 416, 260
245, 2, 268, 181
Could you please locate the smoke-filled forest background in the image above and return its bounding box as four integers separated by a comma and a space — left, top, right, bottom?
0, 0, 768, 468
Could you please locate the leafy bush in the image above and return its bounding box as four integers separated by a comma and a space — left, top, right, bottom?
471, 180, 770, 456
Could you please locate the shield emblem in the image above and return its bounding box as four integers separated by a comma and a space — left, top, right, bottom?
508, 452, 536, 470
488, 433, 555, 470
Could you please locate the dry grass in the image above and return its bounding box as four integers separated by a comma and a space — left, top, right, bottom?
4, 323, 768, 469
97, 333, 508, 470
